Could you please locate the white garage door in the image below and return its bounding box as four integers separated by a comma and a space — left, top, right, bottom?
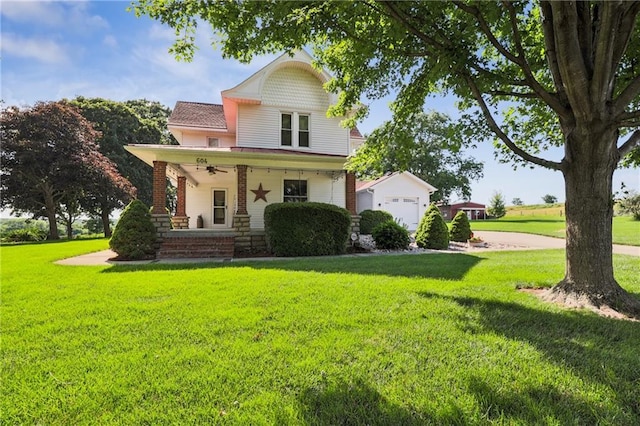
384, 197, 419, 230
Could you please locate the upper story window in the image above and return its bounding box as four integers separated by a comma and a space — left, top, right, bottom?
281, 112, 310, 148
298, 115, 309, 147
281, 113, 292, 146
207, 137, 219, 148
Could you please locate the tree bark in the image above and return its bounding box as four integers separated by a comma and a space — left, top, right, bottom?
66, 219, 73, 240
43, 186, 59, 240
544, 124, 640, 318
101, 208, 112, 238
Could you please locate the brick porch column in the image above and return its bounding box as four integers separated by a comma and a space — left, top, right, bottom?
236, 165, 248, 215
345, 171, 357, 214
171, 175, 189, 229
176, 176, 186, 216
152, 161, 167, 214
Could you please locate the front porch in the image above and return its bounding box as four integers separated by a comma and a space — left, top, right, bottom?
145, 153, 359, 259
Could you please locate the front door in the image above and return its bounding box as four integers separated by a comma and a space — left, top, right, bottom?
212, 189, 227, 226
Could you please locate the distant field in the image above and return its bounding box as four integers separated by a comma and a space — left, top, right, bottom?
470, 215, 639, 246
506, 204, 565, 217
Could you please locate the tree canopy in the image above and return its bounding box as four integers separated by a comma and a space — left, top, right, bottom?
70, 97, 177, 208
0, 101, 133, 239
133, 0, 640, 316
347, 111, 483, 203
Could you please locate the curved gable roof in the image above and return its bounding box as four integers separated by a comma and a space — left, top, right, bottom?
221, 49, 334, 104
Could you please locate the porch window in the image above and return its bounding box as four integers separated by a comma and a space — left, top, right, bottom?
283, 180, 308, 202
281, 113, 292, 146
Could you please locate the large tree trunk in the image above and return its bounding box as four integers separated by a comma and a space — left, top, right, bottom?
544, 125, 640, 318
101, 208, 112, 238
46, 210, 59, 240
65, 217, 73, 240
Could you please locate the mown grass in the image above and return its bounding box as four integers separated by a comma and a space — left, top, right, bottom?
470, 215, 640, 246
2, 240, 640, 424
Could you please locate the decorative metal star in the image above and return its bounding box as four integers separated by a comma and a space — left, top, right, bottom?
251, 183, 271, 202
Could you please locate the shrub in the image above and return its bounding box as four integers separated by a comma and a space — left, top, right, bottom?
372, 220, 410, 250
415, 209, 449, 250
264, 202, 351, 256
618, 192, 640, 220
359, 209, 394, 234
1, 227, 47, 242
449, 211, 472, 242
487, 191, 506, 218
109, 199, 156, 260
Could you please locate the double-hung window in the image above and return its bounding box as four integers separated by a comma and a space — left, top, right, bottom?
281, 112, 310, 148
283, 180, 308, 202
281, 113, 292, 146
298, 114, 309, 147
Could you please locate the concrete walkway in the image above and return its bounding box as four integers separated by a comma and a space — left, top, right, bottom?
55, 231, 640, 266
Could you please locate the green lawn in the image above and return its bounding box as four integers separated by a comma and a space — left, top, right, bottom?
470, 215, 640, 246
2, 240, 640, 424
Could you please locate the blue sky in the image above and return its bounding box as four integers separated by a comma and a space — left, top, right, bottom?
2, 0, 638, 208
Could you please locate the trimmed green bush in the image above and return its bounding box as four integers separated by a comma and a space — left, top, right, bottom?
359, 209, 394, 234
415, 209, 450, 250
264, 202, 351, 257
449, 211, 472, 242
109, 199, 156, 260
372, 220, 410, 250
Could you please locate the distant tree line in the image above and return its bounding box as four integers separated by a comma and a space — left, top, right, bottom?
0, 98, 176, 240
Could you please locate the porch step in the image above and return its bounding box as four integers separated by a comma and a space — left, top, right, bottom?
157, 235, 235, 259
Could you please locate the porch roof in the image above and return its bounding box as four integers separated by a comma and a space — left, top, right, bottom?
125, 144, 348, 174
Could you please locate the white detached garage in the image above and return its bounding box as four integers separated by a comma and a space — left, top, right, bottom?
356, 172, 437, 231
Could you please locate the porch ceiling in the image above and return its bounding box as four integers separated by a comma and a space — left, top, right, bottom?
125, 144, 348, 173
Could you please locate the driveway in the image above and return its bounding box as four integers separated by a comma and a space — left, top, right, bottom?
474, 231, 640, 256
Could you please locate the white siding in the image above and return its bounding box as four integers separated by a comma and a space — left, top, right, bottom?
356, 191, 374, 212
185, 171, 236, 229
237, 104, 279, 149
236, 66, 350, 156
237, 104, 349, 155
246, 170, 347, 229
310, 115, 349, 156
179, 132, 235, 148
372, 176, 431, 228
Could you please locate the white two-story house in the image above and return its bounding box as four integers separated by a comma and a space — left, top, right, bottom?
125, 50, 365, 258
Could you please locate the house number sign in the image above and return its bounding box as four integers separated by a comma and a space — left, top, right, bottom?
196, 158, 208, 165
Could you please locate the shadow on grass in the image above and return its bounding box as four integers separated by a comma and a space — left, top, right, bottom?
418, 291, 640, 423
298, 378, 463, 425
102, 252, 484, 281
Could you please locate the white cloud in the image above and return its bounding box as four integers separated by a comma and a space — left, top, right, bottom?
0, 1, 65, 26
0, 0, 108, 32
103, 35, 118, 48
148, 23, 176, 42
0, 33, 69, 64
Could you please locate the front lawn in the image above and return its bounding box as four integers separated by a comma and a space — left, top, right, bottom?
2, 240, 640, 424
470, 215, 640, 246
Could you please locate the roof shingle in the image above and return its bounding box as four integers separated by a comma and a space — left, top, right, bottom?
168, 101, 227, 129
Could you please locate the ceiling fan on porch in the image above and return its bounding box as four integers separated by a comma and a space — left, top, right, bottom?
206, 166, 228, 175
